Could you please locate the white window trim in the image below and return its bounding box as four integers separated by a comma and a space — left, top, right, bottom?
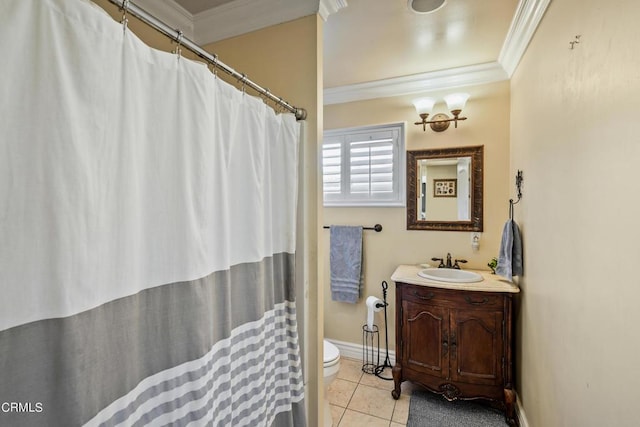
322, 122, 406, 207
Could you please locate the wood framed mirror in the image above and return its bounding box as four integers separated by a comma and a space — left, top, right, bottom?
407, 145, 483, 231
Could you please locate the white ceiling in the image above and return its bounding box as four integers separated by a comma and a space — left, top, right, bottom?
142, 0, 550, 104
324, 0, 518, 88
174, 0, 236, 15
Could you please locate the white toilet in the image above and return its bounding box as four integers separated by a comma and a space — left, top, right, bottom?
323, 340, 341, 427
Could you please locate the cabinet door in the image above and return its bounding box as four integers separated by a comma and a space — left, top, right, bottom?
403, 300, 449, 378
450, 308, 504, 386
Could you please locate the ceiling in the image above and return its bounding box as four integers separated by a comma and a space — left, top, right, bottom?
148, 0, 548, 104
323, 0, 518, 88
174, 0, 235, 15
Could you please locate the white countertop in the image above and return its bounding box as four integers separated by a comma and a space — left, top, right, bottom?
391, 264, 520, 294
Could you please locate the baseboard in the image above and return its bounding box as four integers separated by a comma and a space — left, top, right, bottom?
516, 393, 530, 427
325, 338, 396, 366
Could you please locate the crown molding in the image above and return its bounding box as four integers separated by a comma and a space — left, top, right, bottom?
499, 0, 552, 77
132, 0, 346, 45
319, 0, 348, 21
324, 62, 509, 105
132, 0, 194, 39
324, 0, 551, 105
131, 0, 550, 104
192, 0, 317, 45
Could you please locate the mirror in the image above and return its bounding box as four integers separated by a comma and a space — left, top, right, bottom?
407, 145, 483, 231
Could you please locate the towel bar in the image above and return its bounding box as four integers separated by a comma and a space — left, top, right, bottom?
323, 224, 383, 232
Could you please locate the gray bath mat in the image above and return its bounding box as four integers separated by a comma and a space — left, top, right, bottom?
407, 389, 508, 426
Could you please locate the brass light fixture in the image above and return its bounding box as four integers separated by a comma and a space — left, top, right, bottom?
413, 93, 469, 132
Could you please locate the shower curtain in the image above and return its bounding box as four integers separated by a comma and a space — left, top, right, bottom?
0, 0, 305, 426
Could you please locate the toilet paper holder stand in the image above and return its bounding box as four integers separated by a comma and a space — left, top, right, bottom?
361, 323, 380, 376
361, 281, 394, 380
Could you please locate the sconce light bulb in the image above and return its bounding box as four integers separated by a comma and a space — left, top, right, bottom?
413, 97, 436, 116
444, 93, 470, 113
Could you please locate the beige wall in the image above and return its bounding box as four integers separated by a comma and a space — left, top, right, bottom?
323, 81, 511, 349
427, 164, 458, 220
510, 0, 640, 425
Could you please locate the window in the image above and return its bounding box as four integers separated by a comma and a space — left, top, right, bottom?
322, 122, 405, 207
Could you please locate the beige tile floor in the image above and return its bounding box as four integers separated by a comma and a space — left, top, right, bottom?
327, 357, 417, 427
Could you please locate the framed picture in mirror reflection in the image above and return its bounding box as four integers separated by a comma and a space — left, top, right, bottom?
433, 179, 457, 197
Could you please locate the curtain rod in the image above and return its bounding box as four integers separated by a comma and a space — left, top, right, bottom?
107, 0, 307, 121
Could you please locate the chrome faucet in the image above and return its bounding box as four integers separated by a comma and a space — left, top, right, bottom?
431, 253, 468, 269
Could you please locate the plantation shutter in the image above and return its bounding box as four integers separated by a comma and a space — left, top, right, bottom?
322, 124, 405, 206
322, 138, 342, 196
348, 133, 394, 197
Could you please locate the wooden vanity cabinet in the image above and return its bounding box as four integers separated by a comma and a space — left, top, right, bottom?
392, 281, 517, 426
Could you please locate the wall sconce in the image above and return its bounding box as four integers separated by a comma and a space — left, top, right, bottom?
413, 93, 469, 132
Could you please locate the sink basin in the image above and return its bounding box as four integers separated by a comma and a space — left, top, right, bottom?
417, 268, 483, 283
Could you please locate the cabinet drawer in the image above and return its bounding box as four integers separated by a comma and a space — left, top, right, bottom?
401, 284, 505, 309
448, 292, 503, 308
402, 286, 445, 303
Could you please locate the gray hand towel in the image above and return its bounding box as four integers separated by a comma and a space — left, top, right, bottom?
496, 219, 523, 281
330, 225, 363, 303
511, 220, 523, 276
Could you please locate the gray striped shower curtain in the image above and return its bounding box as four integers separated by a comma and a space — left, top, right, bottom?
0, 0, 305, 425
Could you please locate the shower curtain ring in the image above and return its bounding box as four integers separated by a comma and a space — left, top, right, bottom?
174, 30, 183, 57
211, 54, 218, 78
121, 0, 130, 31
240, 73, 248, 94
264, 89, 270, 105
